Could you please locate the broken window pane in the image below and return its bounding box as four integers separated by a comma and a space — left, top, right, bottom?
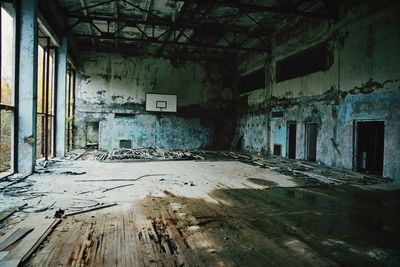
1, 8, 14, 106
0, 109, 12, 172
1, 7, 14, 174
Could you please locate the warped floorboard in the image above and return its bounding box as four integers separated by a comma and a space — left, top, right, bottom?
26, 185, 400, 267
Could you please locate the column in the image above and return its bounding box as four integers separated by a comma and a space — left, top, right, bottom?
55, 37, 68, 157
17, 0, 38, 174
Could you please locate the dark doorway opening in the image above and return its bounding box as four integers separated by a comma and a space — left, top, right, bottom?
273, 144, 282, 156
306, 122, 317, 161
287, 123, 297, 159
355, 121, 384, 175
86, 121, 99, 149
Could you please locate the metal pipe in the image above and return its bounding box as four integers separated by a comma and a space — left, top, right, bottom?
71, 68, 76, 150
13, 0, 21, 173
66, 67, 71, 151
44, 37, 50, 160
40, 42, 46, 158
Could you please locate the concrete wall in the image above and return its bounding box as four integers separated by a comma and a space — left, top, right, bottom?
75, 52, 232, 150
236, 0, 400, 182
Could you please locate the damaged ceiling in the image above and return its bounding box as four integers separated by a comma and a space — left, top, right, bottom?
41, 0, 339, 58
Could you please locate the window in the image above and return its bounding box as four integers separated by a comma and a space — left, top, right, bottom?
66, 65, 76, 152
0, 6, 15, 174
36, 34, 56, 160
239, 68, 265, 94
276, 41, 332, 82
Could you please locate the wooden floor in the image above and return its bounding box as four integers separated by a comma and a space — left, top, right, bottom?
27, 185, 400, 267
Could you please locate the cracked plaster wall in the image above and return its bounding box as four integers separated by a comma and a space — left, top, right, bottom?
75, 52, 233, 150
236, 0, 400, 182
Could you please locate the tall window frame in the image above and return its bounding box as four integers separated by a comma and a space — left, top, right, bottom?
36, 33, 56, 160
66, 64, 76, 152
0, 4, 16, 175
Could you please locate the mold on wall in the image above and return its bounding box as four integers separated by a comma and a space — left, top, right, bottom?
74, 52, 233, 150
235, 1, 400, 182
238, 113, 268, 153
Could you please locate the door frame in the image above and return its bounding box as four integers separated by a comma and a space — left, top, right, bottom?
286, 121, 297, 159
305, 122, 317, 161
353, 119, 385, 173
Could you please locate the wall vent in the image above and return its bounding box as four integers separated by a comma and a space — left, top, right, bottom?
271, 110, 284, 119
119, 140, 132, 149
115, 113, 135, 119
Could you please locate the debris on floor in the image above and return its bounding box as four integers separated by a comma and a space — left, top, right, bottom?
63, 203, 118, 217
0, 215, 61, 266
25, 185, 400, 267
63, 149, 86, 160
95, 148, 205, 161
208, 151, 393, 185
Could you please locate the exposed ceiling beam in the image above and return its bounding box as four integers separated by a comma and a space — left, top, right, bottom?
71, 33, 270, 52
71, 0, 115, 13
120, 0, 162, 20
156, 0, 191, 56
67, 13, 271, 36
180, 0, 335, 20
79, 0, 97, 47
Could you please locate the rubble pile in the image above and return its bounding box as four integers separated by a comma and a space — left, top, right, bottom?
96, 148, 205, 161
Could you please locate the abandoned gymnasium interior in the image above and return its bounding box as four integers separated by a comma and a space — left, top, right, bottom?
0, 0, 399, 266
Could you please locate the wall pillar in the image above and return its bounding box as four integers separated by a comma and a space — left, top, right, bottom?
16, 0, 38, 174
55, 37, 68, 157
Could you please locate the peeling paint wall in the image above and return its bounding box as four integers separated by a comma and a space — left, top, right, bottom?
236, 0, 400, 182
75, 52, 232, 150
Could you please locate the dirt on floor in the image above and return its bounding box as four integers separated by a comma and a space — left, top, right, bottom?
27, 183, 400, 266
1, 151, 400, 266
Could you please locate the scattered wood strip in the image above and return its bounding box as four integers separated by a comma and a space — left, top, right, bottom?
64, 203, 118, 217
102, 183, 136, 193
291, 170, 343, 184
76, 174, 167, 183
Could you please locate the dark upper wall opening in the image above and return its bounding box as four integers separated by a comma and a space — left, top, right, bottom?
275, 41, 333, 82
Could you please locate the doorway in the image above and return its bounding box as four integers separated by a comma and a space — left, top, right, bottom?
355, 121, 384, 175
305, 122, 317, 161
86, 121, 99, 149
287, 123, 297, 159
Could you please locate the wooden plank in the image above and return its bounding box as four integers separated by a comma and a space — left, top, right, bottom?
0, 227, 33, 251
0, 216, 60, 267
20, 219, 61, 264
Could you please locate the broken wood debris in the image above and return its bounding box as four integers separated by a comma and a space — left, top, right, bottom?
210, 151, 392, 185
0, 216, 61, 267
95, 148, 204, 161
59, 171, 86, 175
63, 149, 86, 160
22, 201, 56, 213
0, 204, 28, 224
